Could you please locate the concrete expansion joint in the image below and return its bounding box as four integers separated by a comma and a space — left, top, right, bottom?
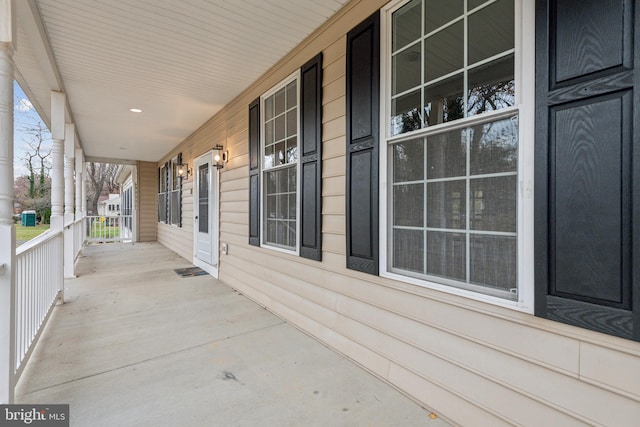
22, 320, 288, 397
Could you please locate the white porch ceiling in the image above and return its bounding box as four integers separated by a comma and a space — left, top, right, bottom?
13, 0, 349, 162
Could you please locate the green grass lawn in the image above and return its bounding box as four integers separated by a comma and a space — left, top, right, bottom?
90, 222, 120, 239
15, 223, 50, 242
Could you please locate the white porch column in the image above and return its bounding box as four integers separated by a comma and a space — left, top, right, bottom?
0, 0, 16, 405
75, 149, 83, 218
81, 173, 87, 250
63, 124, 75, 278
50, 91, 65, 232
64, 123, 75, 225
81, 171, 87, 217
50, 92, 65, 299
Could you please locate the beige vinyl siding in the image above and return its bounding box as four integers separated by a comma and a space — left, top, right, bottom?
153, 0, 640, 425
137, 161, 158, 242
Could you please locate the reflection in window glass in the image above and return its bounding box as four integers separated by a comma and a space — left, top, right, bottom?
424, 20, 464, 82
468, 0, 488, 10
393, 0, 422, 51
469, 116, 518, 175
424, 73, 464, 127
393, 139, 424, 182
393, 43, 422, 95
425, 0, 463, 34
391, 89, 422, 136
468, 55, 514, 116
468, 0, 514, 65
426, 128, 466, 179
390, 0, 515, 136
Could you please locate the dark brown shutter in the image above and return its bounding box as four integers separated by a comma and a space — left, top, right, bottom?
535, 0, 639, 341
248, 98, 261, 246
300, 53, 323, 261
345, 12, 380, 275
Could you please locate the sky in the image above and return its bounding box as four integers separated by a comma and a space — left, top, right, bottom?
13, 81, 52, 178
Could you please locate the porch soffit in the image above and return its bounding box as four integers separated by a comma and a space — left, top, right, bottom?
13, 0, 349, 162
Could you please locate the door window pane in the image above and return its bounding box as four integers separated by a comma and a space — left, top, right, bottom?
198, 164, 208, 233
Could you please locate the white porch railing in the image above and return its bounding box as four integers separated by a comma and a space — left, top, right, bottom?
73, 217, 84, 259
14, 230, 63, 381
85, 215, 133, 243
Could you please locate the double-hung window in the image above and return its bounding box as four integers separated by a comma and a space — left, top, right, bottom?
158, 163, 168, 223
261, 74, 299, 252
249, 55, 322, 260
158, 154, 182, 227
383, 0, 532, 304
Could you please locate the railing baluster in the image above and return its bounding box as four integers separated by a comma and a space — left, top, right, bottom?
84, 215, 133, 243
14, 231, 64, 379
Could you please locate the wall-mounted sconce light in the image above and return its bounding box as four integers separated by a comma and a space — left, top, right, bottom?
177, 163, 190, 180
213, 144, 228, 169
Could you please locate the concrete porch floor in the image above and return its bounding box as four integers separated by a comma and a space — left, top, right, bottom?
15, 243, 450, 426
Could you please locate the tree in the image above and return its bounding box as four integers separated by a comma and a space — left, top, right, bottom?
14, 174, 51, 224
20, 120, 51, 198
14, 106, 52, 223
86, 162, 120, 215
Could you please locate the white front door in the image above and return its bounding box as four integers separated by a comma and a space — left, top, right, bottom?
194, 153, 218, 274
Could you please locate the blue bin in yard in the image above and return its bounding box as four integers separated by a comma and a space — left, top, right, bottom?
21, 210, 36, 227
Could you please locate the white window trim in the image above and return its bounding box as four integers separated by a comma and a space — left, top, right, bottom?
158, 163, 168, 223
259, 71, 301, 256
379, 0, 535, 313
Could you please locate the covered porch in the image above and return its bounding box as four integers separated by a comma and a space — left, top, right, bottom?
14, 242, 445, 426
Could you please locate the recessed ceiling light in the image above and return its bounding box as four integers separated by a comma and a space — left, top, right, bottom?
129, 108, 143, 113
